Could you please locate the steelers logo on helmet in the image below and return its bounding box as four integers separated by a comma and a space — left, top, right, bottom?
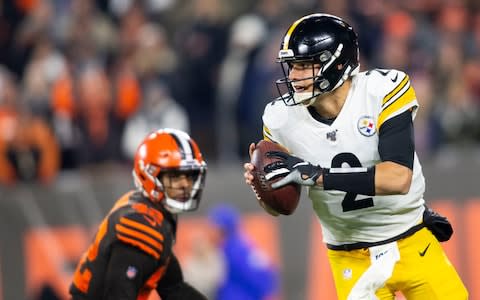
357, 116, 376, 137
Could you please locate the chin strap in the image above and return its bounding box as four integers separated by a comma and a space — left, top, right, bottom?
293, 91, 319, 106
332, 64, 360, 91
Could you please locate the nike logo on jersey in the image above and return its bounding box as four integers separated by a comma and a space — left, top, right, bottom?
373, 69, 389, 76
391, 73, 399, 82
143, 215, 157, 227
419, 243, 431, 257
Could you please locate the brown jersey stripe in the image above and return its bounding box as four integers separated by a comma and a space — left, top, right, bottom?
119, 217, 164, 241
115, 224, 163, 253
116, 234, 161, 259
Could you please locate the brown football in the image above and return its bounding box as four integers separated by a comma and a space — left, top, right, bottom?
250, 140, 301, 215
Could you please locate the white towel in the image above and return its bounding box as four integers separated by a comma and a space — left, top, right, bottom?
347, 241, 400, 300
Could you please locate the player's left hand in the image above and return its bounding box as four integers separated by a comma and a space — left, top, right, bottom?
264, 151, 323, 188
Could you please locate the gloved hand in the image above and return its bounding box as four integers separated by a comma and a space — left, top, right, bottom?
264, 151, 322, 188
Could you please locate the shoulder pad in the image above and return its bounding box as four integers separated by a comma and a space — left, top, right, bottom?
262, 98, 290, 131
114, 211, 166, 259
362, 69, 407, 97
363, 69, 418, 128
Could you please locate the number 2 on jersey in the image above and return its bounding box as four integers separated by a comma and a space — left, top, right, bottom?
331, 153, 374, 212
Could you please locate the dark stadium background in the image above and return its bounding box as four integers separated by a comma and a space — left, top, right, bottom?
0, 0, 479, 299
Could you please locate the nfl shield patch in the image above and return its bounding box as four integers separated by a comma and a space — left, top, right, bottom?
342, 268, 353, 280
126, 266, 138, 279
357, 116, 376, 137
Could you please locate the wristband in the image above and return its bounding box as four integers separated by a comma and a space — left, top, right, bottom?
322, 167, 375, 196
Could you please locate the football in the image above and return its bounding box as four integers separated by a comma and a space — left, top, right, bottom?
250, 140, 301, 215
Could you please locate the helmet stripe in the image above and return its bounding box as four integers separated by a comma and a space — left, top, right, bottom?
168, 130, 194, 161
168, 132, 185, 159
188, 140, 198, 159
283, 13, 343, 50
283, 16, 306, 50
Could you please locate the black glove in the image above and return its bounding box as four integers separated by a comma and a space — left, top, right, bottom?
264, 151, 322, 188
423, 206, 453, 242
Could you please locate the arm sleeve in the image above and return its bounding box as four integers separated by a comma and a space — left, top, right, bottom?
156, 255, 208, 300
103, 242, 159, 300
378, 109, 415, 170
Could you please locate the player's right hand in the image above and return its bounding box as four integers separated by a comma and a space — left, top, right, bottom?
243, 143, 256, 185
245, 142, 279, 216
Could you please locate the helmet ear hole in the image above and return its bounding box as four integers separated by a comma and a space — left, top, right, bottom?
319, 51, 332, 62
319, 80, 330, 90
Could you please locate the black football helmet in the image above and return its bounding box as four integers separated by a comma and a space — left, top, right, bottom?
276, 13, 360, 106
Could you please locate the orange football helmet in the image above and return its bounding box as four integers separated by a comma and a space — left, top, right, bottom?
133, 128, 207, 213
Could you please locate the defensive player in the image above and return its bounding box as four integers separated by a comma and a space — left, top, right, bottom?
70, 128, 208, 300
244, 14, 468, 299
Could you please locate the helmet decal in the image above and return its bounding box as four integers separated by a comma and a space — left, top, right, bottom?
278, 49, 295, 59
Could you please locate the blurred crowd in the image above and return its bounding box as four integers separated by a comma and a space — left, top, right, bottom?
183, 204, 279, 300
0, 0, 480, 186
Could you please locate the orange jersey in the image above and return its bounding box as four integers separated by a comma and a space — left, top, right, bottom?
70, 191, 177, 300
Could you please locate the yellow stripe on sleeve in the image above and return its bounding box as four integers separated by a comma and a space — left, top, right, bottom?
263, 125, 273, 141
382, 75, 410, 106
377, 85, 417, 129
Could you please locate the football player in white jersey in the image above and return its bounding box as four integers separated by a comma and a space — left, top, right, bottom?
243, 14, 468, 299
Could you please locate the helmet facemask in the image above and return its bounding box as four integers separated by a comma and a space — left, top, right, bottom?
276, 43, 358, 106
134, 162, 207, 214
157, 165, 206, 213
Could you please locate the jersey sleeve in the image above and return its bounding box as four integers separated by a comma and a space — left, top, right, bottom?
112, 211, 169, 261
156, 255, 208, 299
103, 242, 159, 300
262, 99, 290, 149
378, 110, 415, 169
371, 69, 419, 130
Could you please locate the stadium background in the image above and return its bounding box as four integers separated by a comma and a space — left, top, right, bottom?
0, 0, 479, 299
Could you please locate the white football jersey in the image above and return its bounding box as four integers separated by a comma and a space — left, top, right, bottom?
262, 69, 426, 245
